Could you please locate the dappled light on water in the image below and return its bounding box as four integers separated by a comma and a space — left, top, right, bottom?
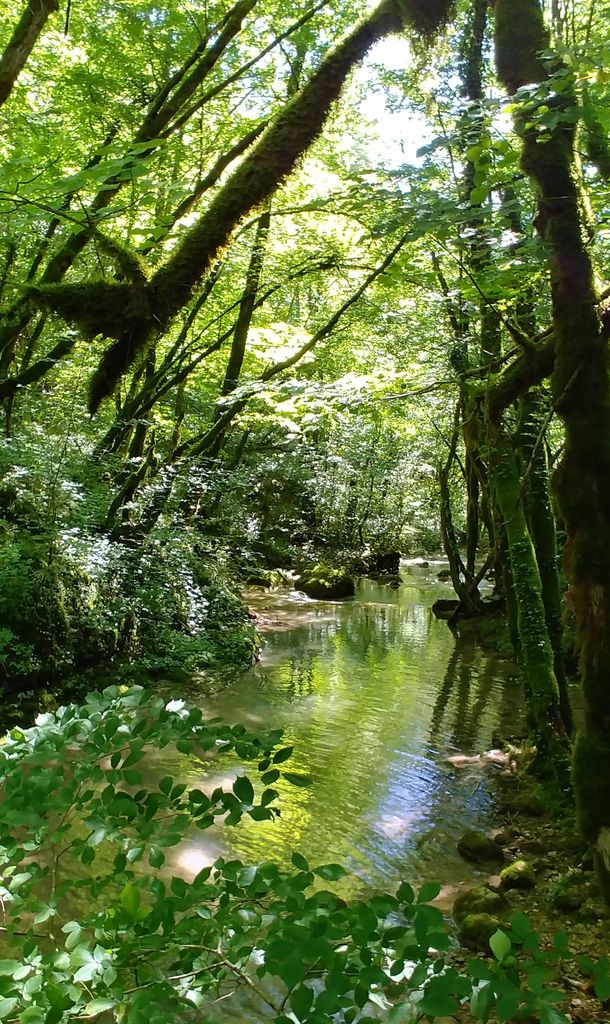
153, 568, 521, 896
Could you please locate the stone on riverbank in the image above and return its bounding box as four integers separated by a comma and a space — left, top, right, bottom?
453, 885, 507, 925
459, 913, 502, 951
499, 858, 536, 890
457, 830, 505, 864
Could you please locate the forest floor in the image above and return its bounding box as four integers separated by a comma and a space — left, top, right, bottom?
446, 762, 610, 1023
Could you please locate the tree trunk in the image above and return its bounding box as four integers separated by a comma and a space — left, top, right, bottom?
517, 390, 572, 733
0, 0, 58, 109
495, 0, 610, 902
86, 0, 452, 410
491, 422, 570, 781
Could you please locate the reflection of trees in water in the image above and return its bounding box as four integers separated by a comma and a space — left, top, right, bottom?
428, 639, 519, 753
285, 654, 315, 698
331, 604, 432, 664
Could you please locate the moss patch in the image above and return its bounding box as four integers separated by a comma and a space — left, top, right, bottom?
299, 564, 355, 600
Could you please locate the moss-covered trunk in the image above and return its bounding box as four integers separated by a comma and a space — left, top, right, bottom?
495, 0, 610, 898
491, 422, 569, 779
517, 391, 572, 732
86, 0, 453, 410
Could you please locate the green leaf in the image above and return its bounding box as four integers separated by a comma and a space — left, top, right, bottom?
282, 771, 313, 787
0, 962, 19, 976
273, 746, 294, 763
291, 852, 309, 872
539, 1008, 571, 1024
490, 929, 512, 962
0, 1000, 17, 1020
496, 990, 522, 1021
594, 975, 610, 1001
417, 881, 441, 903
233, 775, 255, 804
84, 1001, 117, 1015
290, 984, 314, 1017
314, 863, 347, 881
148, 847, 165, 868
397, 881, 415, 904
470, 981, 494, 1021
120, 882, 141, 918
420, 985, 459, 1017
509, 910, 531, 939
65, 926, 83, 952
552, 929, 569, 953
470, 185, 489, 204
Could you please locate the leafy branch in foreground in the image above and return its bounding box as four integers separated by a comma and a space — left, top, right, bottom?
0, 687, 607, 1023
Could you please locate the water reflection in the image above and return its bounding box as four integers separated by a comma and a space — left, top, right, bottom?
152, 571, 522, 896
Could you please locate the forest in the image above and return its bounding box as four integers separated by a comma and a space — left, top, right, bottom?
1, 0, 610, 1020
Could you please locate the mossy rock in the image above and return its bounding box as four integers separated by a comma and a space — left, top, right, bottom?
453, 886, 507, 926
499, 859, 536, 891
299, 565, 355, 600
245, 569, 285, 589
459, 912, 502, 952
457, 830, 505, 865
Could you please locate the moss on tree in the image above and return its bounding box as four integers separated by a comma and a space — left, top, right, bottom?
82, 0, 453, 412
495, 0, 610, 902
491, 421, 570, 780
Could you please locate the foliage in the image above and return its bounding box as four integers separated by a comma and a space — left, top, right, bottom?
1, 685, 608, 1024
0, 431, 258, 691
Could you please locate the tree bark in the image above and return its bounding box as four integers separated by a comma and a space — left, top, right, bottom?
495, 0, 610, 898
517, 390, 572, 733
0, 0, 58, 109
491, 421, 570, 780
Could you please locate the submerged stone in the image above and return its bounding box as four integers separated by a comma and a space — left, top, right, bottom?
299, 565, 355, 600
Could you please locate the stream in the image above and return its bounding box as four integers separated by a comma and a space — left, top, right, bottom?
157, 563, 522, 901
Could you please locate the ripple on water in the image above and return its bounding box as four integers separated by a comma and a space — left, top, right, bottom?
151, 573, 521, 896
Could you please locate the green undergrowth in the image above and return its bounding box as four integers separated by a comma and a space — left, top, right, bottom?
0, 512, 258, 707
0, 686, 608, 1024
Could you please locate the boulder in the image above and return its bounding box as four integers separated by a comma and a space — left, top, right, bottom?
246, 574, 272, 589
437, 568, 452, 581
503, 791, 545, 817
453, 886, 507, 925
299, 565, 355, 601
499, 859, 536, 891
553, 889, 585, 914
459, 913, 502, 952
457, 830, 505, 865
432, 598, 460, 620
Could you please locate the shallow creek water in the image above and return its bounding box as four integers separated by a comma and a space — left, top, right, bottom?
156, 565, 522, 900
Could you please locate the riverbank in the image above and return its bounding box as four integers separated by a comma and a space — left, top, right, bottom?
444, 756, 610, 1024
